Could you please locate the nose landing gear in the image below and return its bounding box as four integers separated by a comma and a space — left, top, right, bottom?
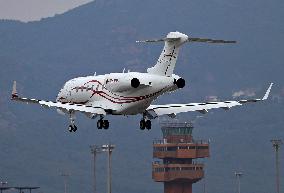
68, 111, 77, 132
67, 111, 110, 132
68, 124, 77, 132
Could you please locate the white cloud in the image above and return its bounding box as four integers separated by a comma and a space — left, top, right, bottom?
0, 0, 93, 22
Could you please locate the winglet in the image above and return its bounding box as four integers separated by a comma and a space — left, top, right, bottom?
262, 83, 273, 100
11, 81, 18, 99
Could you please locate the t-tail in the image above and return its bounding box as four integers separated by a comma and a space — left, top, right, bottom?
136, 31, 236, 76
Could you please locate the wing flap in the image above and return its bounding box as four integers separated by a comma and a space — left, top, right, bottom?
147, 101, 242, 117
39, 101, 106, 115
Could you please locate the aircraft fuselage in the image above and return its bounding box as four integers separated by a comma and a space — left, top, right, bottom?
56, 72, 184, 115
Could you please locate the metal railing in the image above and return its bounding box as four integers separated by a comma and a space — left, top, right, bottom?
153, 139, 209, 145
152, 163, 204, 173
153, 161, 203, 165
159, 121, 194, 128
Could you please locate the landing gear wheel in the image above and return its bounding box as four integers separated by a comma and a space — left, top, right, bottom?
103, 120, 109, 129
68, 110, 76, 132
73, 125, 77, 132
68, 125, 77, 132
68, 125, 73, 132
145, 120, 152, 130
140, 120, 146, 130
97, 120, 103, 129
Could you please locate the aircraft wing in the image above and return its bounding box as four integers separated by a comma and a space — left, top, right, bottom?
146, 83, 273, 119
11, 81, 106, 115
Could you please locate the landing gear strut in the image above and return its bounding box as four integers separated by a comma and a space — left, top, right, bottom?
97, 116, 110, 129
68, 111, 77, 132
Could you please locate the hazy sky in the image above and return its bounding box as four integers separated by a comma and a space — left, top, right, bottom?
0, 0, 93, 22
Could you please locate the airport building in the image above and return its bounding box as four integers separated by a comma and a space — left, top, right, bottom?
152, 122, 209, 193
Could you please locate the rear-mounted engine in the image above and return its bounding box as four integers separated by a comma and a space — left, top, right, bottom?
174, 78, 185, 88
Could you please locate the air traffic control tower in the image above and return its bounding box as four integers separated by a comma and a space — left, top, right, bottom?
152, 122, 209, 193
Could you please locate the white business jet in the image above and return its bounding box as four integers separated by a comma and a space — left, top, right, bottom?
11, 32, 273, 132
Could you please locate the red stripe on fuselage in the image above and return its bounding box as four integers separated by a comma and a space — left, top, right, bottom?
71, 79, 168, 104
84, 80, 139, 100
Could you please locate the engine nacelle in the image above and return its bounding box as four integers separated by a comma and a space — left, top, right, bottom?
105, 74, 140, 92
174, 78, 185, 88
131, 78, 140, 88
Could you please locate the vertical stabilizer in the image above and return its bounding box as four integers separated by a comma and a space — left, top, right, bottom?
147, 32, 188, 76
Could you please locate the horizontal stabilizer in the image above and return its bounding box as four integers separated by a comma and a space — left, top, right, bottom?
139, 31, 236, 76
188, 37, 236, 44
136, 37, 181, 43
137, 38, 236, 44
136, 32, 236, 44
136, 39, 165, 43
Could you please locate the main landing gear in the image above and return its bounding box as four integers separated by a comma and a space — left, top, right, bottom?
97, 116, 109, 129
139, 113, 152, 130
140, 119, 152, 130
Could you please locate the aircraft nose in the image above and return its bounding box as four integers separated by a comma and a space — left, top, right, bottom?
57, 84, 68, 101
57, 90, 65, 101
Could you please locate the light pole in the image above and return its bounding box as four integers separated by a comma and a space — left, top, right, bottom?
60, 172, 70, 193
235, 171, 243, 193
102, 144, 115, 193
271, 139, 282, 193
203, 165, 206, 193
203, 174, 206, 193
90, 145, 102, 193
